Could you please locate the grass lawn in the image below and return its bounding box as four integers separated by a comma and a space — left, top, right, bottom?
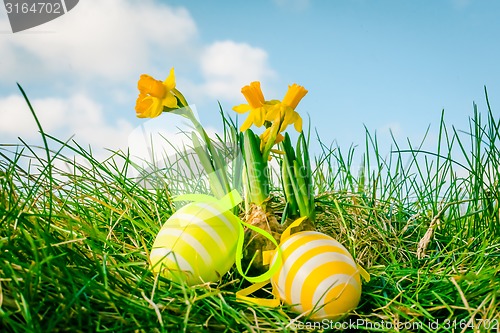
1, 89, 499, 332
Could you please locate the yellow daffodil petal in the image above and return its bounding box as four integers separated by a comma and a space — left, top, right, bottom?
134, 68, 189, 119
253, 107, 266, 128
233, 104, 251, 114
294, 114, 303, 132
233, 81, 269, 131
240, 115, 255, 132
261, 127, 271, 140
135, 93, 152, 118
287, 110, 303, 133
259, 127, 286, 152
259, 127, 271, 151
282, 83, 308, 110
241, 82, 265, 109
264, 103, 281, 123
163, 68, 176, 91
276, 133, 285, 144
162, 93, 178, 109
135, 96, 163, 118
138, 74, 166, 99
249, 81, 265, 104
148, 97, 164, 118
280, 107, 296, 132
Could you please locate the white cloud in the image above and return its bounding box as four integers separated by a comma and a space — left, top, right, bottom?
0, 0, 278, 157
126, 108, 234, 194
127, 105, 224, 169
200, 41, 276, 101
128, 110, 197, 167
0, 0, 198, 82
0, 0, 277, 103
0, 93, 133, 152
0, 95, 65, 136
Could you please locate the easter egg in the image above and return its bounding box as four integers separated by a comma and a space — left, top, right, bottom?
150, 201, 240, 285
270, 231, 362, 321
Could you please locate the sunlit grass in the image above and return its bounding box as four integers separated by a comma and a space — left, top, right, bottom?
1, 87, 499, 332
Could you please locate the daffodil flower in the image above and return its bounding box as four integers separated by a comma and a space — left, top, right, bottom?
135, 68, 180, 118
260, 126, 285, 153
265, 83, 307, 133
232, 81, 268, 132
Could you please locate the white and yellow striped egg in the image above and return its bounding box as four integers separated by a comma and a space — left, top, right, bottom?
150, 202, 240, 285
270, 231, 362, 321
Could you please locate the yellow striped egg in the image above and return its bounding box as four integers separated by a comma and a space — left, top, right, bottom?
150, 202, 240, 285
270, 231, 362, 321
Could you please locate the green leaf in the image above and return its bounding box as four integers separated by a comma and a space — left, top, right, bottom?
191, 132, 226, 198
243, 129, 269, 205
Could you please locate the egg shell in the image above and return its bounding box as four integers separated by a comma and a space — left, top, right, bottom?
150, 201, 240, 285
270, 231, 362, 321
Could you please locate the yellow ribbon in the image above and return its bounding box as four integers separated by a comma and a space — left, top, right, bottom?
234, 281, 281, 307
236, 216, 308, 307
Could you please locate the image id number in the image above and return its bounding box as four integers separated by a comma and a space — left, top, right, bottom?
5, 2, 62, 14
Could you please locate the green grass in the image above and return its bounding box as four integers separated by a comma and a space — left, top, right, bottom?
1, 87, 499, 332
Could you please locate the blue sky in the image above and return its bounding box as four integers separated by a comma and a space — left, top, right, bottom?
1, 0, 499, 161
